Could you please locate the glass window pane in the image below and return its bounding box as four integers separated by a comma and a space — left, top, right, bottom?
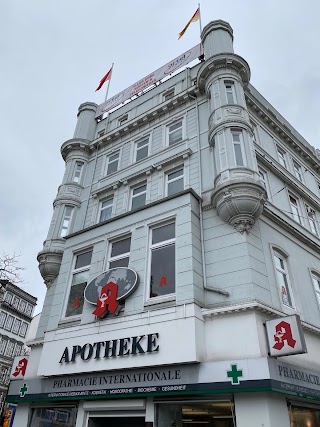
168, 178, 183, 196
152, 223, 175, 244
150, 244, 175, 298
71, 271, 89, 287
75, 250, 92, 269
66, 282, 87, 317
137, 138, 149, 148
109, 153, 119, 162
169, 122, 182, 133
169, 129, 182, 146
132, 193, 146, 210
234, 144, 244, 166
168, 169, 183, 181
136, 145, 148, 161
107, 160, 118, 175
109, 257, 129, 269
133, 184, 147, 196
111, 238, 131, 257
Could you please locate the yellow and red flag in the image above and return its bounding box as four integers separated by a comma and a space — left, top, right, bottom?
178, 7, 200, 40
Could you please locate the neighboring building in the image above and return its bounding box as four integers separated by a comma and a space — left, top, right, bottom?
0, 281, 37, 411
7, 20, 320, 427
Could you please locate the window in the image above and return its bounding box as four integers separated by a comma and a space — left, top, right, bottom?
65, 249, 93, 318
12, 318, 21, 335
277, 147, 287, 168
0, 313, 6, 328
14, 344, 22, 357
225, 82, 236, 104
131, 182, 147, 210
135, 137, 149, 162
18, 300, 26, 313
167, 168, 184, 196
273, 250, 294, 308
231, 130, 244, 166
163, 88, 175, 101
19, 322, 28, 338
97, 130, 105, 138
4, 293, 13, 305
25, 304, 33, 316
167, 120, 183, 146
4, 315, 14, 331
99, 196, 113, 222
258, 168, 268, 196
293, 160, 303, 182
5, 341, 14, 357
0, 339, 7, 355
106, 151, 119, 176
108, 237, 131, 269
73, 161, 84, 184
289, 195, 302, 224
306, 205, 318, 236
149, 222, 175, 299
0, 366, 9, 383
12, 296, 19, 309
312, 272, 320, 307
118, 115, 128, 126
60, 206, 73, 237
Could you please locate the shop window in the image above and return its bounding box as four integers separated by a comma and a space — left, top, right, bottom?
166, 168, 184, 196
99, 196, 113, 223
135, 136, 149, 162
167, 119, 183, 146
289, 404, 320, 426
65, 249, 93, 318
273, 249, 294, 309
108, 237, 131, 269
149, 222, 175, 299
60, 206, 74, 237
106, 151, 120, 176
28, 407, 77, 427
73, 161, 84, 184
131, 182, 147, 210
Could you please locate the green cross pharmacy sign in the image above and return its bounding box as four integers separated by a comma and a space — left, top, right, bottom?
19, 383, 29, 398
227, 364, 243, 385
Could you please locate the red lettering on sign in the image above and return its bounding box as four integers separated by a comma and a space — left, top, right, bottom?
12, 357, 28, 377
273, 320, 297, 350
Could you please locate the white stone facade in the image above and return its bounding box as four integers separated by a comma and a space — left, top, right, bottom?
8, 20, 320, 427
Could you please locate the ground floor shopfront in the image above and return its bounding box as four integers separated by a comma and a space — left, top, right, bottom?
7, 358, 320, 427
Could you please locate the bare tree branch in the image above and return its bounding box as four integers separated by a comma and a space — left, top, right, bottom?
0, 253, 25, 285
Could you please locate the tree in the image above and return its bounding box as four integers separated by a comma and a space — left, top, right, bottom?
0, 253, 25, 285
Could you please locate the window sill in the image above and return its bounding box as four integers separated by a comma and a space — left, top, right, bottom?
58, 316, 81, 329
144, 295, 176, 307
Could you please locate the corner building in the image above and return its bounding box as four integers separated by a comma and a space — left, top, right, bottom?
8, 21, 320, 427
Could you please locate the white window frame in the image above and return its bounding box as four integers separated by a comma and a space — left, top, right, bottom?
0, 339, 7, 355
130, 182, 147, 210
166, 167, 184, 197
272, 249, 295, 309
107, 236, 131, 269
163, 88, 175, 102
306, 205, 319, 236
98, 196, 113, 223
4, 315, 14, 331
105, 151, 120, 176
12, 318, 21, 335
311, 271, 320, 308
60, 206, 74, 237
97, 130, 105, 138
231, 129, 245, 166
225, 81, 236, 104
18, 299, 26, 313
73, 161, 84, 184
5, 341, 14, 357
277, 146, 287, 168
135, 136, 150, 162
0, 313, 6, 328
166, 118, 184, 147
19, 322, 28, 337
258, 167, 269, 197
65, 249, 93, 319
292, 160, 303, 183
118, 114, 128, 126
288, 194, 302, 224
25, 303, 33, 316
12, 296, 20, 309
4, 293, 13, 304
146, 220, 176, 302
14, 344, 22, 357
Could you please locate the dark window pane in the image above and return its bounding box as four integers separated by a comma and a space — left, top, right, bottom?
66, 282, 87, 317
136, 145, 149, 161
150, 244, 175, 298
168, 169, 183, 181
168, 178, 183, 196
132, 193, 146, 210
109, 257, 129, 269
133, 184, 147, 196
234, 144, 243, 166
169, 121, 182, 133
111, 238, 131, 257
169, 129, 182, 146
107, 160, 118, 175
152, 223, 175, 244
75, 250, 92, 269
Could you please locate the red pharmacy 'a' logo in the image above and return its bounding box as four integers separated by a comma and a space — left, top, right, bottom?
92, 282, 119, 318
273, 321, 296, 350
13, 358, 28, 378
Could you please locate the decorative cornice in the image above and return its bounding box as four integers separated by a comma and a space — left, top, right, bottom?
53, 195, 81, 208
209, 117, 253, 144
61, 138, 91, 161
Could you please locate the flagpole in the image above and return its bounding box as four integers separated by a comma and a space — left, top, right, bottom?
198, 3, 202, 34
104, 63, 114, 102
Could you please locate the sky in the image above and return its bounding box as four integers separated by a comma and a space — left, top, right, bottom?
1, 0, 320, 314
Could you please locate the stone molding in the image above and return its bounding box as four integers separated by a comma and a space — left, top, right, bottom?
209, 117, 253, 145
201, 20, 234, 43
211, 179, 267, 233
61, 138, 91, 161
53, 194, 81, 208
37, 248, 64, 289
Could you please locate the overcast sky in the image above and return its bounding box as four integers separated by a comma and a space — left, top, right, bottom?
1, 0, 320, 314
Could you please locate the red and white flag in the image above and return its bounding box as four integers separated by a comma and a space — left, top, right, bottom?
95, 66, 113, 92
